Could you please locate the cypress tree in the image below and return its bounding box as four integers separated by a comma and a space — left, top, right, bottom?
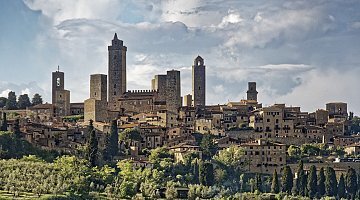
338, 174, 345, 199
255, 173, 262, 192
271, 169, 280, 194
325, 167, 337, 197
1, 112, 7, 131
282, 166, 293, 194
87, 120, 98, 167
318, 167, 325, 197
102, 134, 111, 162
13, 118, 21, 138
307, 165, 317, 198
346, 168, 357, 199
295, 160, 306, 196
109, 120, 119, 158
199, 161, 214, 186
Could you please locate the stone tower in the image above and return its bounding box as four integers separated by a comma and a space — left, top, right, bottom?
166, 70, 181, 113
152, 74, 167, 101
246, 82, 258, 101
52, 67, 70, 116
84, 74, 108, 122
90, 74, 107, 101
192, 55, 206, 107
108, 33, 127, 107
52, 66, 64, 104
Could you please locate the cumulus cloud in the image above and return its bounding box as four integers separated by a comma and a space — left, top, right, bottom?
0, 0, 358, 114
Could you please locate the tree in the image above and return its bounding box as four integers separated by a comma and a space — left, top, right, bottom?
200, 133, 217, 160
102, 134, 111, 162
1, 112, 7, 131
108, 120, 119, 158
271, 169, 280, 194
199, 161, 214, 186
281, 166, 293, 194
87, 120, 98, 167
295, 160, 306, 196
213, 145, 245, 169
5, 91, 17, 110
13, 118, 21, 138
165, 181, 177, 199
318, 167, 325, 197
307, 165, 317, 198
17, 94, 31, 109
0, 97, 7, 108
338, 174, 345, 199
254, 173, 262, 192
31, 93, 43, 106
325, 167, 337, 197
346, 168, 357, 199
287, 145, 301, 157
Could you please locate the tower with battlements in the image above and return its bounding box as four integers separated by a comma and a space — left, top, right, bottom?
192, 56, 206, 107
108, 33, 127, 108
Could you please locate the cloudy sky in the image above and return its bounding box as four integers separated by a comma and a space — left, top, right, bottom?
0, 0, 359, 114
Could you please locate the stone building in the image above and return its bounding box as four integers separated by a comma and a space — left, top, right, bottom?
52, 68, 71, 116
241, 139, 286, 174
84, 74, 108, 122
108, 33, 127, 108
151, 74, 167, 102
192, 56, 205, 107
166, 70, 181, 113
183, 94, 192, 107
326, 102, 347, 119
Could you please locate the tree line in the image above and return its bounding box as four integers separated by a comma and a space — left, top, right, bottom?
0, 91, 43, 110
270, 160, 359, 199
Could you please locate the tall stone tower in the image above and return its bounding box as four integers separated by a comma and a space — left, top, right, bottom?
166, 70, 181, 113
192, 56, 206, 107
90, 74, 107, 101
246, 82, 258, 101
152, 74, 167, 101
52, 66, 70, 116
52, 66, 64, 104
108, 33, 127, 107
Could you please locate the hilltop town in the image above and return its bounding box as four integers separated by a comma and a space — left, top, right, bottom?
0, 34, 359, 199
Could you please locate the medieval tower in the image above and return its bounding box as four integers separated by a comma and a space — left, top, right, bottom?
192, 56, 206, 107
84, 74, 108, 122
166, 70, 181, 113
246, 82, 258, 101
52, 67, 64, 104
52, 67, 70, 116
108, 33, 127, 107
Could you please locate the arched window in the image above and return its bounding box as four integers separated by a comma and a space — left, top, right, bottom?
56, 77, 61, 86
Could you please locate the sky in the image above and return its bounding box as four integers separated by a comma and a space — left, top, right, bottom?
0, 0, 359, 114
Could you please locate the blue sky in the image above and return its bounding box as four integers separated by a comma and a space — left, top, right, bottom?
0, 0, 360, 114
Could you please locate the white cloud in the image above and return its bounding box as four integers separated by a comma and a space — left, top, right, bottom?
5, 0, 359, 114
